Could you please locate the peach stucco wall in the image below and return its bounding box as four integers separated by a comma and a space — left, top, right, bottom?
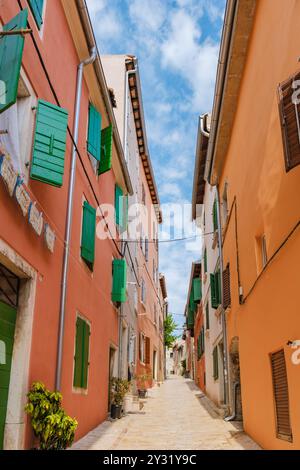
218, 0, 300, 449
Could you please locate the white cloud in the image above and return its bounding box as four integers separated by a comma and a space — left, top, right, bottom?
86, 0, 107, 16
129, 0, 167, 31
86, 0, 122, 45
161, 9, 219, 111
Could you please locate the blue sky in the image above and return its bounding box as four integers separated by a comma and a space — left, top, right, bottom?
87, 0, 226, 329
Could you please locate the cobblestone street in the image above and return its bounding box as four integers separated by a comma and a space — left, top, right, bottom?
72, 377, 261, 450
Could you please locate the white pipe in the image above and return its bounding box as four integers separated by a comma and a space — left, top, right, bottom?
55, 46, 97, 391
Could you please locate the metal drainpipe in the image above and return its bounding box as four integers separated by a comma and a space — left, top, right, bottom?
118, 63, 137, 379
55, 46, 97, 391
216, 186, 230, 407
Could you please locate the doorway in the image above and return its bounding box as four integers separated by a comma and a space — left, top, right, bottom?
0, 301, 17, 449
108, 347, 116, 411
153, 349, 157, 381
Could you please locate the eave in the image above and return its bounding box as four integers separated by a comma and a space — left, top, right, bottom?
205, 0, 257, 186
126, 57, 162, 224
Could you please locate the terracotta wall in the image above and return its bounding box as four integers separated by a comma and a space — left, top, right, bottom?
218, 0, 300, 449
0, 0, 122, 447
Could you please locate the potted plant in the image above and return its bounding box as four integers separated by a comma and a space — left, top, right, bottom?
135, 373, 151, 398
25, 382, 78, 450
110, 377, 130, 419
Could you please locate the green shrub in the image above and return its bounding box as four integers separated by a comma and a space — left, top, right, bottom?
25, 382, 78, 450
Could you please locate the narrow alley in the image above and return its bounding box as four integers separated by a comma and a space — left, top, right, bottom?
71, 377, 260, 451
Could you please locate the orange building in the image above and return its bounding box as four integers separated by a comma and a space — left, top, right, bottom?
204, 0, 300, 450
0, 0, 132, 449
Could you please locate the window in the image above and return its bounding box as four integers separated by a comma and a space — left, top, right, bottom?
0, 10, 28, 114
73, 316, 90, 390
0, 71, 37, 184
141, 279, 146, 304
278, 72, 300, 171
222, 264, 231, 310
213, 199, 218, 232
210, 271, 221, 309
111, 259, 127, 303
145, 237, 149, 262
193, 278, 202, 303
197, 327, 205, 360
99, 124, 113, 175
270, 349, 292, 442
213, 346, 219, 380
81, 200, 96, 270
206, 303, 210, 330
255, 234, 268, 273
115, 185, 124, 228
139, 332, 146, 363
222, 183, 228, 224
261, 235, 268, 268
87, 103, 101, 174
28, 0, 45, 30
128, 334, 136, 365
203, 248, 208, 273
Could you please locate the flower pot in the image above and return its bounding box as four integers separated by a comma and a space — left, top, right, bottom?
138, 389, 147, 399
111, 404, 122, 419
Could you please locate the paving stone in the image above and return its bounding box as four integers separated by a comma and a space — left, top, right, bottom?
71, 377, 261, 450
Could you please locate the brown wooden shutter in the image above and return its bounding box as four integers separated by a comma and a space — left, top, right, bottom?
145, 336, 151, 364
223, 264, 231, 310
270, 349, 292, 442
278, 71, 300, 171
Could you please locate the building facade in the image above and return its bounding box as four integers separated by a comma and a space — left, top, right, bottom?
0, 0, 165, 450
201, 0, 300, 450
192, 115, 225, 406
102, 55, 164, 391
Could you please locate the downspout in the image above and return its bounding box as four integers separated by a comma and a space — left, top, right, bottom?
216, 187, 230, 408
224, 381, 239, 421
55, 46, 97, 391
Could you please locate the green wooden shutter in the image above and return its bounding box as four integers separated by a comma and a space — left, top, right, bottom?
87, 103, 101, 161
213, 199, 218, 232
112, 259, 127, 303
216, 271, 221, 305
213, 346, 219, 380
0, 9, 28, 114
73, 317, 84, 388
210, 273, 217, 309
193, 278, 202, 302
29, 0, 44, 29
197, 336, 201, 360
206, 303, 210, 330
81, 201, 96, 269
204, 248, 208, 273
115, 185, 123, 228
81, 321, 90, 389
99, 124, 113, 174
30, 100, 69, 187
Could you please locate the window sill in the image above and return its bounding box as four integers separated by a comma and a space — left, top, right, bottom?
72, 386, 88, 396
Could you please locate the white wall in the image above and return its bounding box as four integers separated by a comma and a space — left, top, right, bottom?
201, 183, 224, 405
